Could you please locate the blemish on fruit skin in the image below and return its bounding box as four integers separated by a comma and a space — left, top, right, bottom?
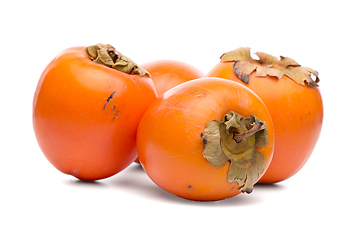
113, 111, 120, 119
188, 89, 206, 98
132, 77, 138, 86
110, 111, 121, 123
103, 91, 116, 110
196, 92, 206, 98
300, 112, 311, 120
187, 185, 192, 189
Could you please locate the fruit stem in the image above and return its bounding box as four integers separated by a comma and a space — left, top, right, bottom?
233, 122, 264, 143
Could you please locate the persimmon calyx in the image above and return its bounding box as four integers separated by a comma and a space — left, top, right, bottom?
85, 43, 150, 77
220, 47, 320, 87
201, 111, 268, 194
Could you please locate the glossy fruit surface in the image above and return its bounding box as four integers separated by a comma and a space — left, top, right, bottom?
207, 48, 323, 183
33, 44, 157, 181
141, 59, 204, 96
134, 59, 204, 164
137, 77, 274, 201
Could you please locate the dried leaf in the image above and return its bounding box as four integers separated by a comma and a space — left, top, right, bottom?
233, 61, 258, 84
223, 111, 241, 134
227, 150, 265, 194
114, 59, 128, 66
132, 67, 150, 77
255, 66, 284, 79
220, 47, 254, 63
219, 47, 320, 87
85, 45, 98, 60
284, 66, 319, 86
85, 44, 150, 77
227, 161, 247, 190
302, 67, 320, 85
253, 116, 268, 148
98, 48, 115, 66
278, 56, 301, 68
201, 120, 229, 167
201, 111, 268, 193
256, 52, 279, 66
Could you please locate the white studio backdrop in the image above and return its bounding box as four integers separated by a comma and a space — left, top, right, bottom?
1, 1, 359, 239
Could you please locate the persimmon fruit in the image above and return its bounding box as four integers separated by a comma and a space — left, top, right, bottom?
206, 47, 323, 183
136, 77, 274, 201
140, 59, 204, 96
33, 44, 157, 181
133, 59, 204, 164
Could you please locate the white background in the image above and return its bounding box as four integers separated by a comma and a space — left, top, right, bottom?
1, 0, 359, 239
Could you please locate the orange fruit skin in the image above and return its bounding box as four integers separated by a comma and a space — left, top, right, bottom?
134, 59, 204, 164
136, 77, 274, 201
141, 59, 204, 96
33, 47, 157, 181
207, 62, 323, 183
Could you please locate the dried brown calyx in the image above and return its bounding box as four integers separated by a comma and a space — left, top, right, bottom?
85, 43, 150, 77
201, 111, 268, 194
220, 47, 319, 86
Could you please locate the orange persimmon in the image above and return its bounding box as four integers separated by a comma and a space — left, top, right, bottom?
33, 44, 157, 181
141, 59, 204, 96
136, 77, 274, 201
207, 47, 323, 183
134, 59, 204, 164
